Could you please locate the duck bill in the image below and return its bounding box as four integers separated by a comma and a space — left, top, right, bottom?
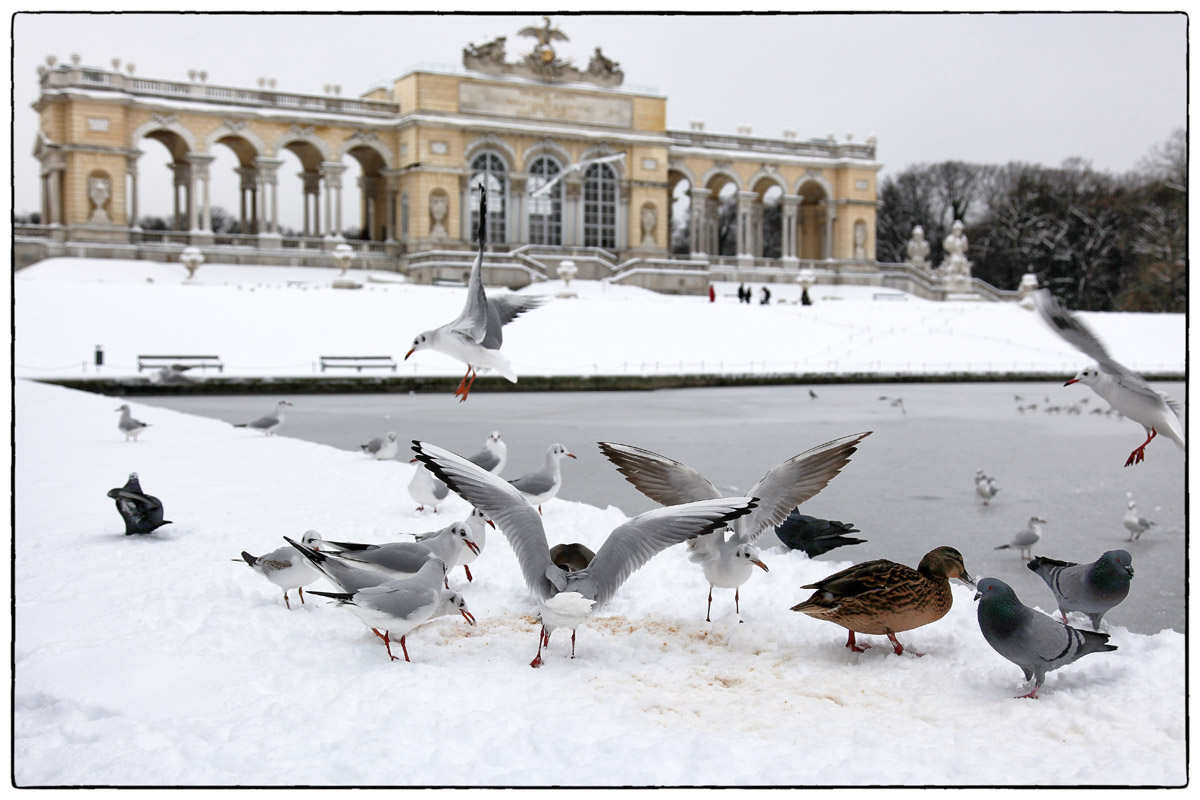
461, 609, 477, 626
464, 539, 481, 556
753, 559, 769, 573
958, 571, 976, 589
1063, 378, 1080, 386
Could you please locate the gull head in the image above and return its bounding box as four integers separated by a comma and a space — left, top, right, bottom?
444, 591, 476, 625
405, 331, 435, 359
1065, 365, 1101, 388
550, 443, 576, 461
449, 521, 482, 556
735, 543, 769, 572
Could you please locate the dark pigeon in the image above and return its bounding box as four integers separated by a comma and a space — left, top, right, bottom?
773, 510, 865, 557
106, 472, 172, 535
1027, 550, 1133, 630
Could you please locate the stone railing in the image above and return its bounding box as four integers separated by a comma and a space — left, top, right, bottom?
14, 224, 53, 239
667, 129, 877, 161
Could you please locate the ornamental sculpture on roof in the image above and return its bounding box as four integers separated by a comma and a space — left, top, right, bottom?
463, 17, 624, 87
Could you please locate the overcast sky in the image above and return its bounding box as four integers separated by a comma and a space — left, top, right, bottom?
11, 11, 1186, 229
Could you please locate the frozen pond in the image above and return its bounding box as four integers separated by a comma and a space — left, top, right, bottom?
140, 381, 1186, 635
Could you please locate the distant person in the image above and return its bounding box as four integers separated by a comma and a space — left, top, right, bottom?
801, 287, 812, 306
738, 283, 748, 303
708, 285, 715, 303
760, 286, 771, 305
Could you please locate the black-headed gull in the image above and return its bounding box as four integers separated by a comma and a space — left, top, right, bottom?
360, 431, 399, 460
466, 431, 507, 475
528, 152, 626, 198
238, 531, 322, 609
286, 533, 447, 594
115, 404, 149, 442
1123, 495, 1156, 541
404, 184, 546, 402
408, 459, 450, 512
411, 439, 756, 668
107, 472, 171, 535
994, 516, 1046, 560
310, 522, 480, 588
234, 400, 292, 436
415, 508, 493, 582
599, 432, 870, 622
975, 469, 999, 505
1033, 289, 1184, 466
508, 443, 575, 514
306, 558, 476, 662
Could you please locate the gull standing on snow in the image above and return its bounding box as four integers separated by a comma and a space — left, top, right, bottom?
1026, 549, 1133, 630
360, 431, 399, 460
508, 443, 576, 514
975, 577, 1117, 699
115, 404, 150, 442
237, 531, 322, 609
467, 431, 507, 475
408, 459, 450, 512
107, 472, 172, 535
404, 184, 546, 402
1033, 289, 1184, 466
1123, 495, 1156, 541
975, 469, 999, 506
234, 400, 292, 436
994, 516, 1046, 560
415, 507, 493, 582
302, 555, 475, 663
285, 533, 445, 594
600, 433, 870, 622
309, 522, 481, 588
411, 440, 756, 667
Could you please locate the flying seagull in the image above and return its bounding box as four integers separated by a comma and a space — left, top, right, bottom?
529, 153, 627, 198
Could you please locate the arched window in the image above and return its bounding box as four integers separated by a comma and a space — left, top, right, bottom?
583, 161, 618, 249
527, 155, 563, 245
468, 152, 507, 244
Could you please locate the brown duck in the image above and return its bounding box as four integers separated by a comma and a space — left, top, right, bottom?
791, 546, 974, 656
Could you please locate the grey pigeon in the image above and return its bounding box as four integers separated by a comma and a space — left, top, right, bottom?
549, 542, 596, 572
115, 404, 150, 442
360, 431, 399, 460
107, 472, 172, 535
994, 516, 1046, 560
508, 443, 576, 514
975, 577, 1117, 698
773, 511, 866, 557
466, 431, 507, 474
234, 400, 292, 436
1027, 550, 1133, 630
1123, 497, 1156, 541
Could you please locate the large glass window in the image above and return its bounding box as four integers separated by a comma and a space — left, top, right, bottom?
583, 161, 617, 249
468, 152, 506, 244
527, 156, 563, 246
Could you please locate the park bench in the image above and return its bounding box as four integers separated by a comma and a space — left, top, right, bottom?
137, 354, 224, 373
319, 355, 398, 373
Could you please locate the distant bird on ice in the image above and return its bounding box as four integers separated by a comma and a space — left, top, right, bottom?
1027, 549, 1133, 630
994, 516, 1046, 560
600, 432, 870, 622
412, 440, 756, 667
234, 400, 292, 436
1032, 289, 1184, 467
466, 430, 507, 474
508, 443, 576, 514
974, 469, 999, 505
1123, 495, 1156, 541
360, 431, 399, 460
115, 404, 150, 442
975, 577, 1117, 699
107, 472, 172, 535
772, 511, 866, 557
404, 183, 546, 402
238, 531, 322, 609
408, 459, 450, 512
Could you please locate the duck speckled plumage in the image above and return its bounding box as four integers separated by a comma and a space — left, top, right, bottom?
790, 546, 974, 655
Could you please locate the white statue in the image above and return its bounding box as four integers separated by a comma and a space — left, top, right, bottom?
87, 176, 112, 224
853, 220, 868, 259
1018, 272, 1040, 309
429, 193, 448, 238
940, 220, 972, 277
905, 225, 931, 269
640, 204, 657, 248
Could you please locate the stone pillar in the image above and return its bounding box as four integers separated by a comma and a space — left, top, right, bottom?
564, 178, 583, 247
236, 166, 258, 234
358, 174, 379, 241
617, 183, 631, 251
823, 199, 835, 259
508, 175, 526, 244
382, 170, 402, 243
688, 187, 710, 256
171, 162, 192, 231
321, 161, 346, 238
300, 170, 322, 236
780, 194, 801, 265
705, 196, 720, 256
126, 152, 142, 230
187, 153, 214, 233
44, 159, 64, 226
254, 157, 282, 237
736, 191, 756, 265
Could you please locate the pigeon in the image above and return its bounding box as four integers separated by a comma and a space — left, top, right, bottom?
234, 400, 292, 436
1027, 550, 1134, 630
411, 439, 756, 667
404, 183, 546, 402
466, 431, 507, 475
415, 507, 493, 582
408, 459, 450, 512
1123, 496, 1156, 541
304, 558, 475, 662
974, 469, 999, 506
106, 472, 172, 535
772, 511, 866, 557
549, 542, 596, 572
994, 516, 1046, 560
1032, 289, 1184, 467
238, 531, 322, 609
975, 577, 1117, 699
599, 433, 870, 622
115, 404, 150, 442
507, 443, 576, 514
360, 431, 399, 460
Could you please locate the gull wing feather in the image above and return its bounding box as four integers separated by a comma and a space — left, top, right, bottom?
448, 185, 489, 342
736, 431, 871, 544
1032, 290, 1152, 389
597, 441, 721, 505
412, 441, 557, 600
584, 496, 757, 607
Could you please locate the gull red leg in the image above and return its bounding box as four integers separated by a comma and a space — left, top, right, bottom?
453, 365, 472, 398
705, 586, 713, 622
456, 367, 479, 403
1124, 428, 1157, 467
372, 628, 398, 661
399, 635, 411, 663
283, 591, 291, 610
298, 586, 305, 605
846, 630, 871, 653
1016, 684, 1040, 700
530, 625, 547, 668
463, 564, 473, 582
570, 629, 577, 659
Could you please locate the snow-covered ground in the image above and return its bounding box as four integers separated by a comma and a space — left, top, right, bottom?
12, 379, 1187, 786
14, 257, 1185, 380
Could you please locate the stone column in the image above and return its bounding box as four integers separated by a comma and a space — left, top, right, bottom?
823, 199, 836, 259
300, 170, 322, 237
780, 194, 801, 265
736, 191, 756, 265
187, 153, 215, 233
254, 157, 282, 237
126, 152, 142, 230
705, 196, 720, 256
564, 178, 583, 247
617, 183, 631, 251
44, 160, 64, 226
236, 166, 258, 233
508, 175, 526, 244
321, 161, 346, 238
382, 170, 402, 243
171, 162, 192, 231
358, 174, 379, 241
688, 187, 710, 256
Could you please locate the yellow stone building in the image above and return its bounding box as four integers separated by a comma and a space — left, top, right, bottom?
21, 21, 900, 295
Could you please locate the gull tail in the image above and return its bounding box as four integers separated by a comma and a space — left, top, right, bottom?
306, 590, 356, 603
240, 551, 259, 568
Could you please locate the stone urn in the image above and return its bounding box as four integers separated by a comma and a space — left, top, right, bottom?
180, 246, 204, 281
429, 193, 449, 238
556, 259, 578, 298
87, 176, 112, 224
332, 242, 356, 276
1018, 272, 1040, 309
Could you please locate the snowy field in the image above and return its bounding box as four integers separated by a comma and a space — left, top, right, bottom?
12, 379, 1187, 787
13, 257, 1185, 380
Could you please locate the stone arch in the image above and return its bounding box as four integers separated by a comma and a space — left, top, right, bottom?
699, 165, 741, 193
793, 172, 834, 200
130, 115, 198, 155
794, 174, 834, 260
522, 138, 571, 170
272, 127, 331, 165
747, 169, 787, 197
666, 162, 698, 255
203, 121, 266, 161
464, 133, 516, 170
580, 143, 625, 178
336, 131, 393, 166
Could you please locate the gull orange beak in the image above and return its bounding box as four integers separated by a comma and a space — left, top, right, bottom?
460, 609, 477, 625
404, 348, 415, 360
486, 518, 496, 528
464, 538, 481, 556
567, 453, 577, 459
1064, 378, 1079, 386
753, 559, 769, 573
